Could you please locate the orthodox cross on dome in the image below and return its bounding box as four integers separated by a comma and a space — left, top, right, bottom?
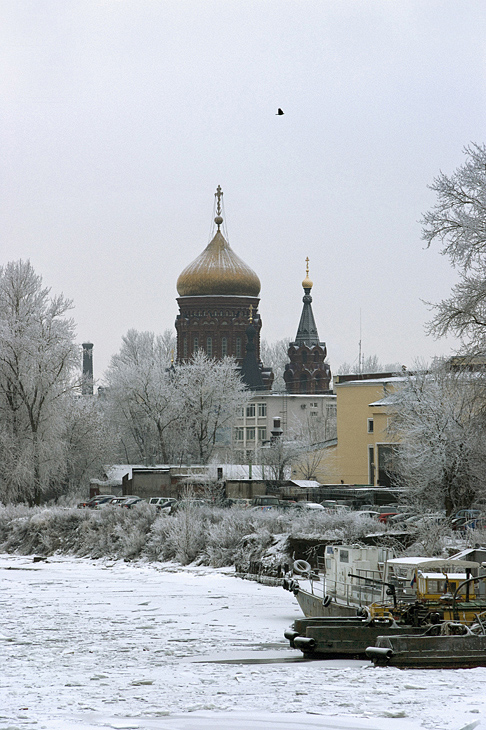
214, 185, 224, 229
305, 257, 309, 277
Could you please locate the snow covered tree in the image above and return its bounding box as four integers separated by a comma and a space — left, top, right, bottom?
0, 260, 79, 505
388, 362, 486, 515
336, 355, 402, 375
259, 432, 303, 484
260, 338, 290, 391
174, 351, 250, 464
106, 337, 249, 465
293, 411, 336, 480
422, 143, 486, 351
61, 396, 114, 497
105, 329, 180, 464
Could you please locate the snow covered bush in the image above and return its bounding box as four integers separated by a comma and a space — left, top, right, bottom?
205, 508, 258, 567
146, 504, 211, 565
75, 503, 158, 559
0, 506, 90, 555
0, 502, 428, 567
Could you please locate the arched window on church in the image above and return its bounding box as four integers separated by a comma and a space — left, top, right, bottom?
314, 351, 319, 362
302, 350, 308, 363
193, 336, 199, 354
221, 337, 228, 357
300, 373, 308, 392
183, 336, 188, 358
235, 337, 242, 358
206, 336, 213, 357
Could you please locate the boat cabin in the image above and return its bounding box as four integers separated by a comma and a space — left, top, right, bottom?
383, 557, 480, 602
417, 572, 477, 601
324, 545, 394, 606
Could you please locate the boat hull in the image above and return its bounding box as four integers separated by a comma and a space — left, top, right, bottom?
287, 616, 423, 658
293, 585, 360, 618
367, 633, 486, 668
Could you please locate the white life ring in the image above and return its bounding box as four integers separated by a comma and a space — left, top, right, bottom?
293, 559, 312, 575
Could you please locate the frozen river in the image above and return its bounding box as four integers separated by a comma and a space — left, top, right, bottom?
0, 555, 484, 730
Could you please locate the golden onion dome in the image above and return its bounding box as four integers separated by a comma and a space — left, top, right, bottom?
177, 187, 261, 297
177, 229, 261, 297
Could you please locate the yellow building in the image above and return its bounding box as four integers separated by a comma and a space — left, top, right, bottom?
295, 373, 403, 486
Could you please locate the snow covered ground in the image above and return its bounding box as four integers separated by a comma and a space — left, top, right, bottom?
0, 554, 484, 730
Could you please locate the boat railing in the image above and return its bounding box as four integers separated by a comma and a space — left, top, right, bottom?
452, 573, 486, 620
325, 568, 387, 606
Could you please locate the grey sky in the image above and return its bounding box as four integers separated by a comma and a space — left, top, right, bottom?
1, 1, 485, 381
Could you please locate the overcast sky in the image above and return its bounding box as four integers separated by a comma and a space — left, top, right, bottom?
1, 1, 485, 381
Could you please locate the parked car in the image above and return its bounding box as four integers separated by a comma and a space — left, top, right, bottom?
148, 497, 178, 514
278, 500, 297, 510
292, 501, 325, 511
252, 495, 281, 511
378, 505, 399, 523
229, 498, 253, 509
354, 510, 380, 519
402, 512, 447, 530
77, 495, 115, 509
108, 497, 127, 506
387, 511, 417, 527
454, 509, 481, 520
320, 500, 352, 512
120, 496, 145, 508
171, 498, 208, 512
452, 510, 483, 531
149, 497, 177, 509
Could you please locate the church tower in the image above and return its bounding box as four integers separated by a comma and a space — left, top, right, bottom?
175, 187, 273, 389
284, 259, 331, 394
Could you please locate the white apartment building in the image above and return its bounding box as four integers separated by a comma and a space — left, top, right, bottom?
233, 391, 337, 462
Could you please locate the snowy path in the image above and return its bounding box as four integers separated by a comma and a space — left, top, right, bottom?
0, 555, 484, 730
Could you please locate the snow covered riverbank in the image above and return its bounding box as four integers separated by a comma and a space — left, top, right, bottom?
1, 555, 484, 730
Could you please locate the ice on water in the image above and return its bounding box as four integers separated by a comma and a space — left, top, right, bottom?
1, 555, 484, 730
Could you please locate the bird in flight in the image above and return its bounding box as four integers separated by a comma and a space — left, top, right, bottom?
276, 108, 284, 115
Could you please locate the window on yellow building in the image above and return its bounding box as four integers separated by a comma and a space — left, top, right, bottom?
368, 445, 375, 485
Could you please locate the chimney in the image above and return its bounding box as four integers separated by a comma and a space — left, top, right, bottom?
271, 416, 283, 441
82, 342, 94, 395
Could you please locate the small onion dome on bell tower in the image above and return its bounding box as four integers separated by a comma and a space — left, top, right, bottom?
302, 257, 313, 291
176, 186, 261, 298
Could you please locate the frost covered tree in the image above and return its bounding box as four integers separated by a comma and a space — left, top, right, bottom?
106, 338, 249, 465
61, 396, 114, 496
293, 411, 336, 480
105, 330, 180, 464
260, 338, 290, 391
388, 362, 486, 515
259, 432, 303, 484
174, 351, 250, 464
336, 355, 402, 375
422, 143, 486, 351
0, 260, 79, 505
